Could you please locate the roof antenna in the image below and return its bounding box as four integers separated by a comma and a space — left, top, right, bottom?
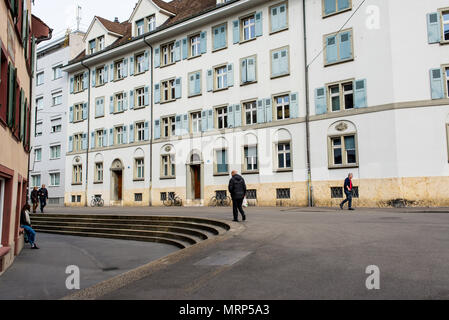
76, 5, 82, 31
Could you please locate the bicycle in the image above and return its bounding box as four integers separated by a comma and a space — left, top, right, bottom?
163, 193, 183, 207
209, 195, 231, 207
90, 195, 104, 207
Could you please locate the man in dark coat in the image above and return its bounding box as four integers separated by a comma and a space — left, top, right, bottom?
228, 170, 247, 222
340, 173, 355, 210
38, 184, 48, 213
30, 187, 39, 213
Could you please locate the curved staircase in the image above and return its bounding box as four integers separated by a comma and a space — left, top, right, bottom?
29, 214, 230, 249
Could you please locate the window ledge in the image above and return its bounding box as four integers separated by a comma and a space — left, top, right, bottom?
239, 37, 257, 45
133, 105, 146, 110
274, 168, 293, 173
242, 170, 259, 175
71, 183, 82, 186
269, 27, 289, 36
188, 93, 202, 98
95, 83, 106, 88
113, 77, 125, 82
328, 164, 359, 170
213, 87, 229, 93
95, 115, 105, 119
322, 8, 352, 19
160, 99, 176, 105
240, 81, 257, 87
213, 172, 229, 177
133, 178, 145, 182
324, 58, 354, 68
113, 110, 125, 115
188, 54, 202, 61
271, 73, 290, 80
160, 62, 176, 69
439, 40, 449, 45
134, 71, 146, 76
73, 119, 84, 124
93, 181, 103, 184
160, 176, 176, 180
212, 46, 227, 53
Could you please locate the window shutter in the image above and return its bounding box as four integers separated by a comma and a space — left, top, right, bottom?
207, 109, 213, 131
144, 50, 149, 71
354, 79, 367, 108
324, 0, 336, 15
241, 59, 247, 83
104, 65, 108, 83
182, 38, 188, 60
339, 32, 352, 60
69, 106, 73, 122
234, 104, 242, 127
123, 126, 128, 144
315, 87, 327, 115
95, 99, 100, 117
271, 6, 279, 33
109, 63, 114, 82
83, 71, 88, 89
220, 25, 226, 48
91, 69, 96, 87
175, 115, 181, 136
154, 83, 160, 104
129, 124, 134, 143
154, 120, 160, 139
82, 102, 88, 120
182, 114, 188, 135
279, 4, 288, 30
123, 58, 128, 77
129, 90, 134, 109
257, 99, 265, 123
19, 90, 24, 141
82, 133, 87, 150
144, 122, 149, 141
109, 128, 114, 146
247, 57, 256, 82
91, 132, 95, 148
200, 31, 207, 54
227, 105, 235, 128
70, 77, 74, 93
110, 96, 114, 113
68, 136, 73, 152
201, 111, 208, 132
123, 92, 128, 110
339, 0, 350, 10
175, 77, 182, 99
265, 98, 272, 122
427, 13, 441, 44
430, 68, 444, 100
103, 129, 107, 147
100, 98, 105, 117
280, 49, 289, 75
144, 86, 149, 106
194, 72, 201, 95
174, 40, 181, 61
207, 69, 213, 92
326, 35, 338, 64
227, 63, 234, 87
290, 92, 299, 118
130, 56, 134, 75
271, 50, 280, 77
189, 74, 196, 96
154, 48, 160, 68
233, 20, 240, 44
255, 11, 263, 37
213, 27, 220, 50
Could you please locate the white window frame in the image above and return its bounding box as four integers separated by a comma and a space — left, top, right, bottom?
50, 145, 61, 160
244, 100, 257, 125
274, 95, 290, 120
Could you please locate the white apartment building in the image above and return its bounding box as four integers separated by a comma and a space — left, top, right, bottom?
30, 31, 84, 205
63, 0, 449, 208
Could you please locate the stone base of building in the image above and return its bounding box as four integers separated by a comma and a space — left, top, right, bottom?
0, 237, 24, 277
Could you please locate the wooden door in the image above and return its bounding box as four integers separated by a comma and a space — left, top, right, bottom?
117, 171, 123, 200
193, 166, 201, 199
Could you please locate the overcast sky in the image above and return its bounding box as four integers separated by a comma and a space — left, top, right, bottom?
32, 0, 169, 40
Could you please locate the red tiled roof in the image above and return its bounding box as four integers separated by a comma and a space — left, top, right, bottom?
31, 14, 53, 44
96, 16, 130, 36
153, 0, 178, 14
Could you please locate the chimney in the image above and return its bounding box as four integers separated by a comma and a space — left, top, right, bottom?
114, 17, 119, 23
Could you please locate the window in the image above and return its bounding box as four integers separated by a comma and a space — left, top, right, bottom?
96, 129, 105, 148
274, 95, 290, 120
52, 92, 62, 106
161, 154, 175, 178
74, 73, 83, 93
442, 11, 449, 42
190, 34, 201, 58
51, 118, 62, 133
73, 133, 83, 152
73, 164, 82, 184
324, 29, 353, 65
212, 23, 227, 51
215, 149, 228, 174
216, 106, 228, 129
31, 175, 41, 187
161, 116, 176, 138
271, 47, 289, 78
36, 97, 43, 110
276, 188, 290, 199
322, 0, 352, 17
96, 67, 105, 86
135, 53, 145, 74
53, 65, 62, 80
135, 87, 145, 108
114, 59, 124, 80
50, 145, 61, 159
161, 79, 175, 102
328, 81, 354, 112
98, 36, 105, 51
135, 158, 145, 180
35, 148, 42, 162
331, 187, 343, 198
215, 66, 228, 90
240, 56, 257, 84
277, 142, 291, 169
36, 122, 43, 136
446, 67, 449, 98
191, 112, 201, 133
36, 72, 44, 86
246, 189, 257, 200
49, 172, 60, 187
95, 97, 105, 118
95, 162, 103, 183
148, 15, 156, 32
244, 101, 257, 125
134, 193, 143, 202
136, 19, 144, 36
115, 126, 124, 145
161, 42, 175, 66
74, 103, 83, 122
329, 135, 357, 167
136, 121, 145, 141
114, 92, 124, 112
242, 15, 256, 41
270, 2, 288, 33
188, 71, 202, 97
244, 146, 258, 172
89, 39, 96, 54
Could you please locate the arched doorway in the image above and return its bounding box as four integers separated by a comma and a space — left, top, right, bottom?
110, 159, 124, 205
186, 150, 204, 205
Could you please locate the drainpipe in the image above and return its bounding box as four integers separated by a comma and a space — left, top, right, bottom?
303, 0, 313, 207
80, 61, 91, 207
143, 37, 153, 207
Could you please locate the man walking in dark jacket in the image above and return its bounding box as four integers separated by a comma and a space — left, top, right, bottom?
38, 184, 48, 213
228, 170, 247, 222
340, 173, 355, 210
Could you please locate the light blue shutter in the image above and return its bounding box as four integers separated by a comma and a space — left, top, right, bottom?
324, 0, 336, 15
241, 59, 247, 83
315, 87, 327, 115
227, 105, 234, 128
109, 129, 114, 146
154, 83, 160, 103
129, 90, 134, 109
103, 129, 107, 147
339, 31, 352, 60
82, 133, 87, 150
234, 104, 242, 127
326, 35, 338, 64
338, 0, 350, 10
227, 63, 234, 87
200, 31, 207, 54
154, 48, 160, 68
189, 73, 196, 96
272, 50, 280, 77
123, 92, 128, 110
123, 126, 128, 144
95, 99, 100, 117
109, 63, 114, 82
201, 111, 208, 132
280, 49, 289, 75
175, 78, 182, 99
255, 11, 263, 37
233, 20, 240, 44
144, 122, 149, 141
144, 86, 149, 106
91, 69, 96, 87
257, 99, 265, 123
182, 114, 188, 134
290, 92, 299, 118
109, 96, 114, 113
247, 57, 256, 82
129, 124, 134, 143
104, 65, 108, 83
100, 98, 104, 116
182, 38, 188, 60
70, 77, 74, 93
83, 71, 88, 89
278, 4, 287, 30
430, 68, 444, 99
354, 79, 367, 108
130, 56, 134, 75
207, 109, 213, 130
68, 136, 73, 152
69, 106, 73, 122
213, 27, 220, 50
174, 40, 181, 61
220, 25, 226, 48
91, 132, 95, 148
175, 115, 181, 136
207, 69, 213, 92
427, 13, 441, 44
82, 103, 88, 120
265, 98, 272, 122
123, 58, 128, 77
144, 50, 149, 71
195, 72, 201, 95
154, 120, 160, 139
271, 6, 279, 33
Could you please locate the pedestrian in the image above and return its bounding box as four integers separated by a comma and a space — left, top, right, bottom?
340, 173, 355, 211
30, 186, 39, 213
38, 184, 48, 213
228, 170, 247, 222
20, 204, 39, 249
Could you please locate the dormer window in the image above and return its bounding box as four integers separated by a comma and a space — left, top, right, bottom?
89, 40, 96, 54
134, 15, 156, 37
136, 19, 144, 36
98, 36, 105, 50
148, 15, 156, 32
88, 36, 106, 54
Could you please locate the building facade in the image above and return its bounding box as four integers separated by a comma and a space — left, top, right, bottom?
63, 0, 449, 208
29, 31, 84, 206
1, 0, 51, 275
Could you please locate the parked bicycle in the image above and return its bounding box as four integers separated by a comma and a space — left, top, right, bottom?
90, 195, 104, 207
209, 195, 231, 207
163, 193, 183, 207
